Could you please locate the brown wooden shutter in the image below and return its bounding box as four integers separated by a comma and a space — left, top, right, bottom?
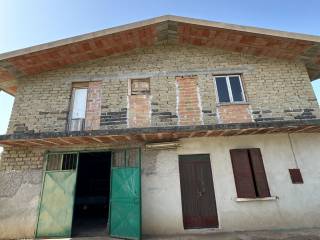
230, 149, 256, 198
248, 148, 271, 197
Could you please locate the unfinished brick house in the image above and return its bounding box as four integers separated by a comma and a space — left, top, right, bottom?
0, 15, 320, 239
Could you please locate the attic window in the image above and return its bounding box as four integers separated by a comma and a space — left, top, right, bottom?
130, 78, 150, 95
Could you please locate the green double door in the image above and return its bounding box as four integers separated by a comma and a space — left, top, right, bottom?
109, 149, 141, 239
36, 149, 141, 239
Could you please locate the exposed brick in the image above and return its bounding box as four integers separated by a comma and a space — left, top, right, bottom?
0, 147, 45, 170
217, 104, 252, 124
5, 44, 320, 134
176, 76, 202, 125
85, 81, 102, 130
128, 95, 151, 127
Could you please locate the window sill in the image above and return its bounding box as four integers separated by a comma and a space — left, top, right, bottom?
217, 102, 249, 106
235, 196, 278, 202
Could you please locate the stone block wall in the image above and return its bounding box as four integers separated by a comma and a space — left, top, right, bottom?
6, 43, 320, 134
100, 79, 128, 129
0, 147, 45, 171
150, 76, 178, 127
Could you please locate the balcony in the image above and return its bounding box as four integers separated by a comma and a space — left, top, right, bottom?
0, 119, 320, 148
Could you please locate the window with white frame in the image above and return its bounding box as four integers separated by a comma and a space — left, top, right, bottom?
214, 75, 246, 103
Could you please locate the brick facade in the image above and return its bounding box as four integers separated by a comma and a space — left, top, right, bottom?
85, 81, 102, 130
217, 104, 252, 124
6, 44, 320, 134
128, 95, 151, 127
0, 148, 45, 170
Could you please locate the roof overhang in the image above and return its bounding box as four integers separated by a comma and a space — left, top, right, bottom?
1, 120, 320, 148
1, 15, 320, 95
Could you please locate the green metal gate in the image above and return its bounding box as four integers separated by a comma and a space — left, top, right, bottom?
36, 153, 78, 238
109, 148, 141, 240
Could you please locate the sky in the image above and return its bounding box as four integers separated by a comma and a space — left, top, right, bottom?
0, 0, 320, 136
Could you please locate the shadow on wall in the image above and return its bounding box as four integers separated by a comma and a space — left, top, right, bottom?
311, 79, 320, 105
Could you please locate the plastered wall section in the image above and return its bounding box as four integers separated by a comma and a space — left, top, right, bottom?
0, 149, 45, 239
141, 133, 320, 235
0, 170, 43, 239
7, 44, 320, 133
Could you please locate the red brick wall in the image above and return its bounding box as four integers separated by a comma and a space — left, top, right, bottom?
217, 104, 252, 124
85, 81, 102, 130
176, 76, 202, 126
128, 95, 151, 127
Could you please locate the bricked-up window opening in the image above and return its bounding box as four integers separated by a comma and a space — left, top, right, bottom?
214, 75, 245, 103
230, 148, 271, 198
130, 78, 150, 95
46, 153, 77, 171
69, 83, 89, 131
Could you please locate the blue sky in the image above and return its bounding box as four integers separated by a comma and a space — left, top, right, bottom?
0, 0, 320, 135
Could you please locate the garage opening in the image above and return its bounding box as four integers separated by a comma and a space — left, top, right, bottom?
72, 151, 112, 237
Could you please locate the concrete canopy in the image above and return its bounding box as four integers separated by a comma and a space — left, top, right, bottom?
0, 119, 320, 147
1, 15, 320, 95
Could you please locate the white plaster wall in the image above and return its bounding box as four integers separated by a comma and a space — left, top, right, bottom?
141, 133, 320, 235
141, 150, 184, 234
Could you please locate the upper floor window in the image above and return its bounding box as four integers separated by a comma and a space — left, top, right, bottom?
214, 75, 245, 103
130, 78, 150, 95
69, 82, 88, 131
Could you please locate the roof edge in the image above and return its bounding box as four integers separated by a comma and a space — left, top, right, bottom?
1, 15, 320, 61
0, 15, 170, 60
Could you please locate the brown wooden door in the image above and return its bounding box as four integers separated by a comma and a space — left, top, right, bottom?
178, 154, 219, 229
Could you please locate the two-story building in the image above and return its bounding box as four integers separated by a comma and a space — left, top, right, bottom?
0, 15, 320, 239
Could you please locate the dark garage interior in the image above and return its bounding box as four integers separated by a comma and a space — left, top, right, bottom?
72, 152, 112, 237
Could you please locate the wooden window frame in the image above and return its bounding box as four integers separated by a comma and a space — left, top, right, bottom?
213, 75, 246, 104
129, 78, 151, 95
68, 82, 89, 131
